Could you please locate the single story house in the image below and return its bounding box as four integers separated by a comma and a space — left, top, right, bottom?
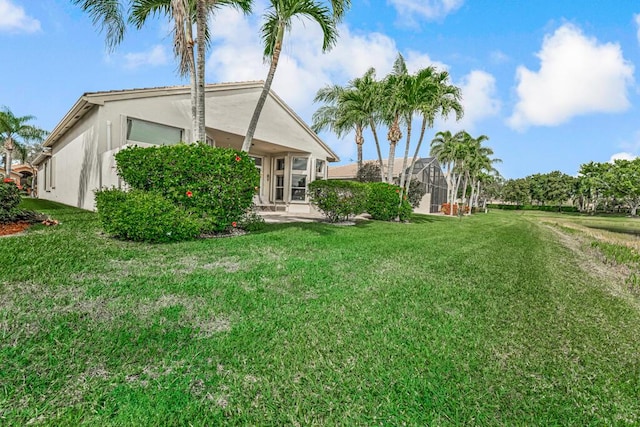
328, 157, 448, 214
33, 81, 339, 213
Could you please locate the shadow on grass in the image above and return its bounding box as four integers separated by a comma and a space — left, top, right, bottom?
584, 224, 640, 237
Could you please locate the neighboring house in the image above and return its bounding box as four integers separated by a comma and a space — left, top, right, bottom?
328, 157, 448, 214
33, 82, 339, 213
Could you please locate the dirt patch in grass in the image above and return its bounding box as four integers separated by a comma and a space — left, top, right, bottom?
541, 223, 640, 311
0, 222, 31, 237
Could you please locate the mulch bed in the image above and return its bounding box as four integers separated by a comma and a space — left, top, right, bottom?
0, 222, 31, 237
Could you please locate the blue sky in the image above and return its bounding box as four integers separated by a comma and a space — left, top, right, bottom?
2, 0, 640, 179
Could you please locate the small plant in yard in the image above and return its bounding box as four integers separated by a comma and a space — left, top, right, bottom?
365, 182, 412, 221
309, 179, 367, 222
1, 180, 46, 225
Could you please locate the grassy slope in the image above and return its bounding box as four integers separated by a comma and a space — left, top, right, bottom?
1, 200, 639, 425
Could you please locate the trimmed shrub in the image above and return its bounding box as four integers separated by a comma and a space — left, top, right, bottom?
1, 180, 23, 223
95, 188, 200, 243
366, 182, 412, 221
309, 179, 368, 222
115, 144, 259, 232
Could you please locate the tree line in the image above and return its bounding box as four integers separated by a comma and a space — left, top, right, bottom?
492, 158, 640, 215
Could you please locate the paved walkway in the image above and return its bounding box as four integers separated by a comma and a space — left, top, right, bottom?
258, 211, 371, 224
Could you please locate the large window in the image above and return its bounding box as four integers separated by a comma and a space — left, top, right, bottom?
291, 156, 308, 201
126, 118, 183, 145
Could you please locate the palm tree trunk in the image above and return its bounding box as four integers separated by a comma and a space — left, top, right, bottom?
468, 178, 476, 215
404, 117, 428, 195
186, 15, 197, 143
398, 116, 412, 193
4, 137, 13, 176
242, 21, 285, 152
386, 115, 402, 183
196, 0, 206, 142
355, 124, 364, 173
370, 117, 384, 174
462, 171, 470, 214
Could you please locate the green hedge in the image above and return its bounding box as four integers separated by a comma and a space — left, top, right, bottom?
487, 203, 578, 213
309, 179, 368, 222
95, 188, 200, 243
366, 182, 412, 221
114, 144, 259, 233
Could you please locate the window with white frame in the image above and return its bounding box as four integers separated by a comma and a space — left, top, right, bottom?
274, 157, 285, 201
315, 159, 325, 180
126, 118, 183, 145
291, 156, 308, 201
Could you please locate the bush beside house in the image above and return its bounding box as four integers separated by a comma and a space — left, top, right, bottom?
366, 182, 412, 222
95, 144, 260, 242
309, 180, 368, 222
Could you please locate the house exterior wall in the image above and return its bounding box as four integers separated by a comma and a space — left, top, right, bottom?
37, 86, 336, 213
38, 108, 102, 210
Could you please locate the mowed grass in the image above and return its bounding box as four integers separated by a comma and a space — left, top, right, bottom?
1, 200, 640, 425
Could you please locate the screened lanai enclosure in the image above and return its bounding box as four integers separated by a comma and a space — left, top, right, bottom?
408, 157, 448, 214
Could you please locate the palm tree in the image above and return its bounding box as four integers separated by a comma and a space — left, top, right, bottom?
380, 54, 410, 183
347, 68, 385, 173
430, 130, 458, 211
312, 71, 382, 173
74, 0, 252, 142
312, 84, 370, 170
241, 0, 350, 153
400, 68, 463, 196
0, 107, 48, 176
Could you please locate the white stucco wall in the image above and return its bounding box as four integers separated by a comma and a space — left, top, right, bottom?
38, 108, 102, 210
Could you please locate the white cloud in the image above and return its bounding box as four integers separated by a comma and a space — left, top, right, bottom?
609, 152, 637, 162
508, 24, 634, 130
387, 0, 463, 23
123, 45, 169, 69
0, 0, 41, 33
207, 8, 409, 116
635, 14, 640, 44
445, 70, 500, 131
206, 5, 464, 159
490, 50, 509, 64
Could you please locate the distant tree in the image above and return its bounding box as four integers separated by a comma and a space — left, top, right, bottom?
501, 178, 530, 205
0, 107, 47, 176
606, 158, 640, 216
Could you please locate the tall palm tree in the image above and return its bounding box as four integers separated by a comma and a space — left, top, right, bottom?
400, 68, 463, 196
312, 84, 370, 171
312, 71, 382, 173
0, 107, 48, 176
74, 0, 252, 142
241, 0, 350, 153
380, 54, 410, 183
347, 68, 385, 173
430, 130, 455, 208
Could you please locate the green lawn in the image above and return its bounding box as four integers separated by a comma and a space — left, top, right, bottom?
1, 200, 640, 425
